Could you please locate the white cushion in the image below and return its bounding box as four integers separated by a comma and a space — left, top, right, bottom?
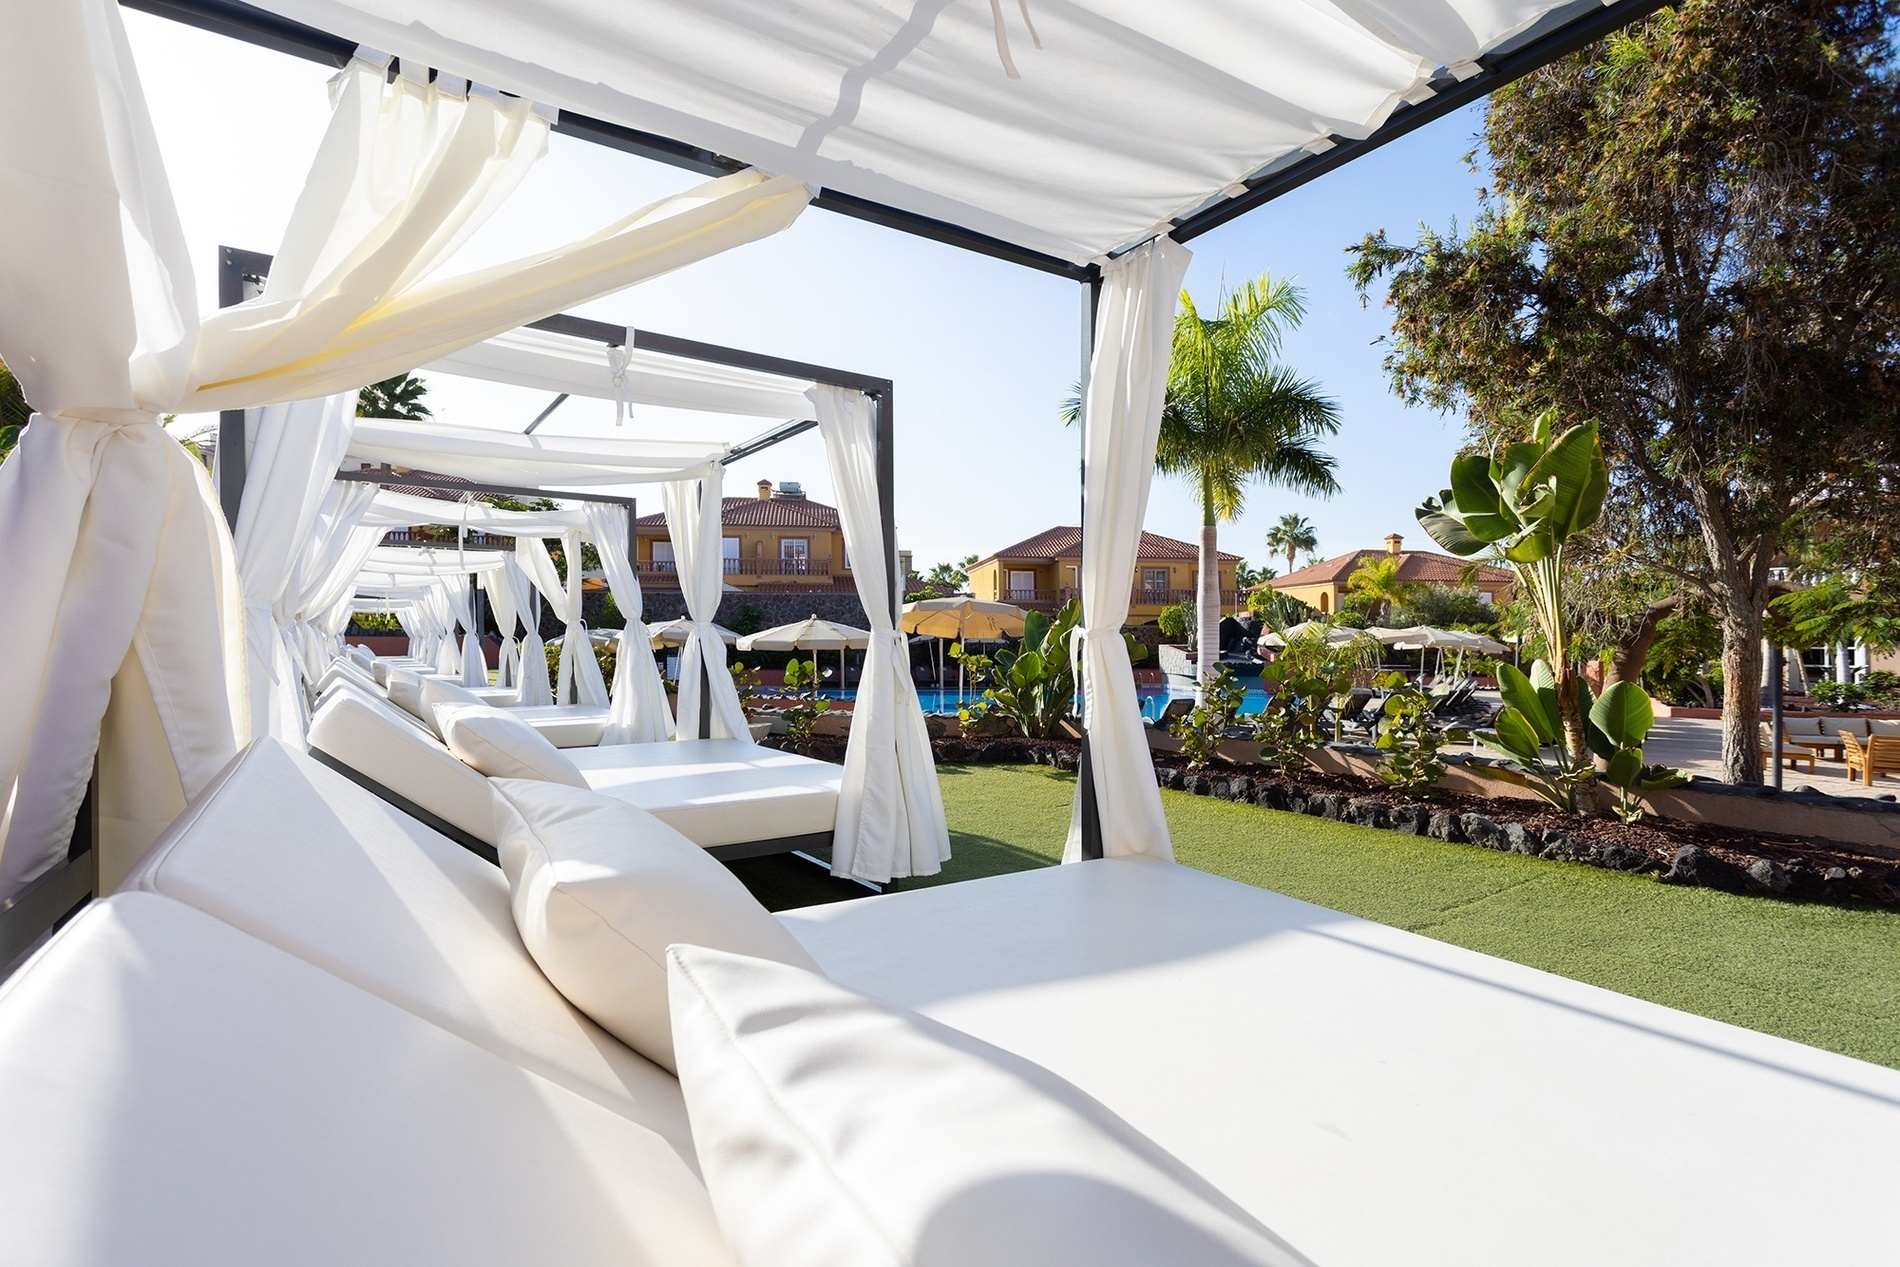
347, 643, 374, 668
0, 894, 732, 1267
442, 706, 589, 786
386, 667, 428, 720
308, 688, 497, 842
781, 858, 1900, 1266
372, 657, 395, 686
314, 658, 381, 699
1867, 718, 1900, 739
126, 738, 689, 1137
665, 944, 1303, 1267
569, 739, 840, 847
492, 779, 820, 1073
1784, 716, 1824, 737
512, 704, 611, 748
421, 676, 486, 737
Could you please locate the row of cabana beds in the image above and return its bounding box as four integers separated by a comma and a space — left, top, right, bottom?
1, 1, 1895, 1263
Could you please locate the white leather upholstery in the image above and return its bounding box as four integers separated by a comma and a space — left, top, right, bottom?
470, 684, 521, 706
570, 740, 841, 848
307, 686, 497, 842
314, 657, 383, 699
492, 780, 821, 1073
441, 706, 589, 786
511, 704, 611, 748
315, 698, 837, 850
386, 667, 428, 720
123, 739, 693, 1141
0, 894, 732, 1267
667, 944, 1303, 1267
781, 859, 1900, 1267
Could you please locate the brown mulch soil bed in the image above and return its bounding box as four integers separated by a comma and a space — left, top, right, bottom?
903, 734, 1900, 908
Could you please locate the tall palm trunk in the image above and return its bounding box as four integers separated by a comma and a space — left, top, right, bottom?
1196, 470, 1221, 691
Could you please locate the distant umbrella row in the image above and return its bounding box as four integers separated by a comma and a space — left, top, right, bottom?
1257, 621, 1508, 655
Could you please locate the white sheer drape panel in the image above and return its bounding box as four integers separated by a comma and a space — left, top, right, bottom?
1064, 236, 1192, 865
664, 471, 751, 741
184, 59, 810, 412
232, 393, 358, 746
290, 483, 383, 682
812, 385, 949, 882
585, 503, 674, 743
520, 534, 605, 706
429, 582, 463, 676
478, 564, 520, 689
508, 545, 553, 705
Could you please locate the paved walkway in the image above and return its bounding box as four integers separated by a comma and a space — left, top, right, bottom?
1643, 715, 1899, 801
1442, 700, 1898, 801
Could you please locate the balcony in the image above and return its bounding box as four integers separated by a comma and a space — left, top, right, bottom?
637, 557, 836, 583
1000, 587, 1240, 611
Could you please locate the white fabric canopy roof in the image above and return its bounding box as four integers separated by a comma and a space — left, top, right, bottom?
358, 488, 592, 534
244, 0, 1605, 263
359, 547, 510, 578
348, 419, 725, 488
424, 326, 814, 420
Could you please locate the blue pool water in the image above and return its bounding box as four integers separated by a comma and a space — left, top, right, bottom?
816, 685, 1211, 721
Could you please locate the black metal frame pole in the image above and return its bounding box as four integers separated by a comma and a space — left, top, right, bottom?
1769, 642, 1785, 791
216, 246, 271, 528
1076, 275, 1105, 862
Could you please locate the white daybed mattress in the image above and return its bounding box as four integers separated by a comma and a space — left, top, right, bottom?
306, 690, 838, 852
780, 859, 1900, 1267
570, 740, 840, 849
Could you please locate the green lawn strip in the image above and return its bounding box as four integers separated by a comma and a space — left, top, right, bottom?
733, 763, 1900, 1068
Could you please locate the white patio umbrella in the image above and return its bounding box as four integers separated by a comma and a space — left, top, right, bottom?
1260, 620, 1363, 649
647, 616, 738, 648
900, 597, 1027, 699
737, 615, 874, 699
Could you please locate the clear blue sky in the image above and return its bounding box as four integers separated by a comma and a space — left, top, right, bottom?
129, 9, 1490, 577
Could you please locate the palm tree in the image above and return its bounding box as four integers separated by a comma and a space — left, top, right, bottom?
1265, 513, 1318, 578
358, 373, 433, 420
0, 357, 31, 464
1346, 555, 1412, 623
1162, 277, 1340, 681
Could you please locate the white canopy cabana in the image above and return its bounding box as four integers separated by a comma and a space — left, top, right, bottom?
0, 5, 813, 899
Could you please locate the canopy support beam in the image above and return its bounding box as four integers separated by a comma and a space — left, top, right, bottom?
1075, 273, 1104, 861
215, 245, 272, 528
522, 392, 569, 434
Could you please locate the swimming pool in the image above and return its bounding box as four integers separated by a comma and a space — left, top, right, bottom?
817, 685, 1191, 721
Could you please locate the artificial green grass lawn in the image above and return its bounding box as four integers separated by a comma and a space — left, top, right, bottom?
731, 763, 1900, 1070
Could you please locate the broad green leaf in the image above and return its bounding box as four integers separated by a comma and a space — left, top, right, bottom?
1501, 531, 1554, 565
1604, 748, 1643, 788
1497, 663, 1556, 743
1523, 421, 1608, 539
1639, 765, 1691, 789
1415, 506, 1488, 555
1489, 705, 1546, 764
1590, 681, 1654, 748
1448, 453, 1502, 517
1497, 441, 1545, 505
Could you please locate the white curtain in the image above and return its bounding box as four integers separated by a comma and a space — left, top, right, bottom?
665, 470, 751, 741
429, 582, 464, 676
289, 482, 384, 683
511, 541, 555, 706
521, 533, 608, 706
1064, 236, 1192, 864
231, 393, 359, 745
585, 503, 674, 743
479, 561, 521, 689
811, 385, 948, 881
0, 8, 807, 901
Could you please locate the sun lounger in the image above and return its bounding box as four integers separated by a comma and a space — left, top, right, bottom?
306, 688, 838, 859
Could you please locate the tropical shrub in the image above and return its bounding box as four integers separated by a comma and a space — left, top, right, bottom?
1417, 411, 1608, 759
1170, 667, 1249, 768
1372, 672, 1448, 796
1156, 602, 1189, 642
1589, 680, 1689, 824
728, 661, 763, 717
977, 598, 1146, 739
